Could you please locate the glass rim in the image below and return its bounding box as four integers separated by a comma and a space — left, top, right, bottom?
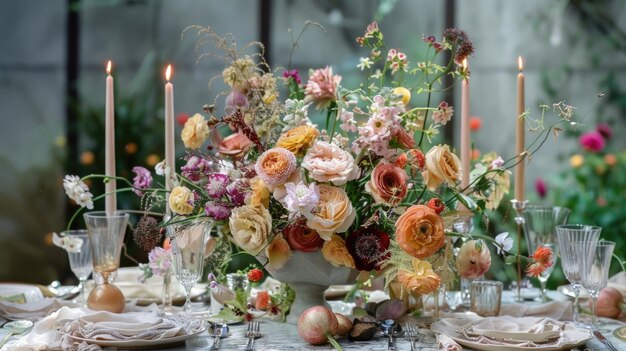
82, 211, 130, 219
470, 281, 503, 286
524, 205, 571, 212
60, 229, 89, 236
555, 224, 602, 231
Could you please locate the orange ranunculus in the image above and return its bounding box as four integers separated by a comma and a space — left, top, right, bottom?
456, 240, 491, 279
275, 125, 319, 156
526, 245, 553, 277
422, 144, 461, 190
254, 148, 297, 187
365, 163, 409, 205
397, 258, 441, 295
395, 205, 445, 259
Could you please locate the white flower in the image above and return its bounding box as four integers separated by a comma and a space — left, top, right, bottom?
282, 99, 313, 131
495, 232, 513, 256
490, 156, 505, 169
155, 160, 166, 176
52, 232, 83, 253
63, 175, 94, 209
282, 181, 320, 215
357, 57, 373, 71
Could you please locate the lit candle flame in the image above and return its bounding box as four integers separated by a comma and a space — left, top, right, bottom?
106, 60, 112, 75
462, 58, 468, 70
165, 65, 172, 81
518, 56, 523, 72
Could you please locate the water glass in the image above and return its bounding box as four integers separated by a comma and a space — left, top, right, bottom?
555, 224, 601, 323
576, 240, 615, 329
61, 230, 92, 306
470, 281, 502, 317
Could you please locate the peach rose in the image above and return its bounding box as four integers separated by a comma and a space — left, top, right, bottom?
302, 141, 360, 186
366, 163, 409, 205
265, 233, 292, 270
322, 235, 355, 269
395, 205, 445, 259
275, 125, 319, 156
181, 113, 210, 150
422, 144, 461, 190
456, 240, 491, 279
306, 184, 356, 240
210, 129, 253, 158
255, 148, 297, 187
397, 258, 441, 295
229, 205, 272, 255
245, 177, 270, 208
168, 186, 194, 215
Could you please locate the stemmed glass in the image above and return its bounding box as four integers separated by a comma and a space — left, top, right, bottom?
522, 206, 570, 302
166, 218, 212, 315
61, 230, 93, 307
555, 224, 601, 323
576, 240, 615, 329
536, 243, 556, 301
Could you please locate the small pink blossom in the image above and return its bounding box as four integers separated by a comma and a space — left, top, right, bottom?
304, 66, 341, 109
339, 111, 357, 133
490, 156, 505, 169
282, 181, 320, 215
432, 101, 454, 125
148, 246, 172, 276
535, 178, 547, 198
132, 166, 153, 196
579, 131, 605, 152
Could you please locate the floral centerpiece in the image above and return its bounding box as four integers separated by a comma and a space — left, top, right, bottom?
62, 22, 573, 323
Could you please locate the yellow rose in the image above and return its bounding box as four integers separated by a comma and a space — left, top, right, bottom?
246, 177, 270, 208
570, 154, 584, 168
322, 235, 355, 269
181, 113, 210, 149
306, 184, 356, 240
275, 125, 319, 156
422, 144, 461, 190
168, 186, 194, 215
229, 205, 272, 255
396, 258, 441, 295
393, 87, 411, 106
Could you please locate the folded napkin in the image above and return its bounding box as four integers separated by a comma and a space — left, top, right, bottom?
608, 271, 626, 297
10, 303, 200, 351
499, 300, 573, 321
466, 316, 564, 343
0, 298, 79, 321
436, 333, 462, 351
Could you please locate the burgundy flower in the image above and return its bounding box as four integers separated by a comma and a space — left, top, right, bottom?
535, 178, 547, 198
181, 156, 213, 182
205, 173, 231, 199
579, 131, 605, 153
226, 181, 246, 206
596, 123, 612, 140
283, 219, 324, 252
205, 202, 231, 221
443, 28, 474, 63
345, 227, 391, 271
282, 69, 301, 84
132, 166, 153, 196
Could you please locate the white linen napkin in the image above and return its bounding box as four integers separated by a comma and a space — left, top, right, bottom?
435, 333, 462, 351
10, 303, 200, 351
499, 300, 573, 321
465, 316, 564, 342
0, 298, 79, 321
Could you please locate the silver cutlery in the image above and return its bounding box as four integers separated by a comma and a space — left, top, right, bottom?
594, 330, 618, 351
381, 319, 401, 350
403, 323, 419, 351
0, 320, 33, 348
245, 320, 261, 350
208, 323, 229, 350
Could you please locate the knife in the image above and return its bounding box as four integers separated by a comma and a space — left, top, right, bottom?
594, 330, 618, 351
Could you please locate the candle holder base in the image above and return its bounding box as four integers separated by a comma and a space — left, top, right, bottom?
510, 199, 529, 303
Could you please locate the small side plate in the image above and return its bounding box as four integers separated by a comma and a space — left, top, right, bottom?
614, 326, 626, 342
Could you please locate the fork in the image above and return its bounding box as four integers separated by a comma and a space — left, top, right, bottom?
245, 321, 260, 350
403, 323, 419, 351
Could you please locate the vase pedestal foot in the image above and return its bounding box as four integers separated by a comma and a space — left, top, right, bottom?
286, 283, 328, 324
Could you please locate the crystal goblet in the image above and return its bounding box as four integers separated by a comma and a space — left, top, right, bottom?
576, 240, 615, 330
522, 206, 570, 302
167, 218, 212, 315
61, 229, 93, 307
555, 224, 601, 323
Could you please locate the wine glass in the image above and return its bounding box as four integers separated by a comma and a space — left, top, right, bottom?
536, 243, 556, 301
60, 230, 93, 307
576, 240, 615, 330
167, 218, 212, 315
522, 206, 570, 302
555, 224, 601, 323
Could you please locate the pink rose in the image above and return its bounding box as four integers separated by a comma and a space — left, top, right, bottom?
456, 240, 491, 279
302, 141, 360, 186
365, 163, 408, 205
210, 129, 253, 158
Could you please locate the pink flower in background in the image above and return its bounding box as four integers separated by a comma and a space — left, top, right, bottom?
535, 178, 547, 198
283, 69, 301, 84
579, 131, 605, 152
304, 66, 341, 109
596, 123, 612, 140
225, 90, 249, 114
432, 101, 454, 125
132, 166, 153, 196
148, 246, 172, 276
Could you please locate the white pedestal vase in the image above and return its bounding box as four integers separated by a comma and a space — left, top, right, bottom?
266, 250, 358, 324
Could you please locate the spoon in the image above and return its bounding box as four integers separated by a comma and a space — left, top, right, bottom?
0, 320, 34, 348
380, 319, 401, 350
208, 323, 230, 350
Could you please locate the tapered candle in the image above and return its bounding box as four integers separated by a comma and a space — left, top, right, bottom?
165, 65, 175, 198
105, 60, 116, 215
515, 57, 525, 201
460, 59, 470, 189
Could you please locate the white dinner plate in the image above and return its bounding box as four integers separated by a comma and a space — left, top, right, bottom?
431, 316, 592, 351
0, 283, 44, 304
60, 324, 205, 349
